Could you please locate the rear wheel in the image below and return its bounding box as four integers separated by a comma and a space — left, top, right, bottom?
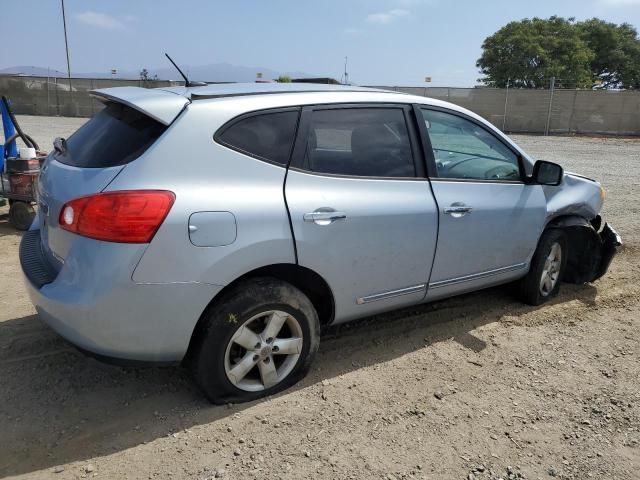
190, 277, 320, 404
518, 229, 567, 306
9, 201, 36, 231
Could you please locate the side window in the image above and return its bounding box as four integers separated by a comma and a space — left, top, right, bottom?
301, 108, 415, 178
421, 109, 521, 181
216, 110, 299, 166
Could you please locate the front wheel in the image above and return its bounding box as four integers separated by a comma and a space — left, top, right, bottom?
190, 277, 320, 404
517, 229, 568, 306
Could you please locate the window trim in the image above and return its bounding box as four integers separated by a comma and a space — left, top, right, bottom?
413, 105, 526, 184
288, 103, 425, 180
213, 106, 301, 168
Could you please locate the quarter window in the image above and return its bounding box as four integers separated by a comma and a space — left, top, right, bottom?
301, 108, 415, 177
421, 109, 521, 181
217, 110, 299, 166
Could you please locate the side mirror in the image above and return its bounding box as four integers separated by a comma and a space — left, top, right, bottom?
532, 160, 563, 186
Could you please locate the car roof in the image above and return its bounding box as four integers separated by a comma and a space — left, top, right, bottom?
159, 82, 391, 100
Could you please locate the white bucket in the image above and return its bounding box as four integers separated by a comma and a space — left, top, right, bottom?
19, 147, 37, 159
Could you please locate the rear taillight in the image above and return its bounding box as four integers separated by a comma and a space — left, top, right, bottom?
59, 190, 175, 243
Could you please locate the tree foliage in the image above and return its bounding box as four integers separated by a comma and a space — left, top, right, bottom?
477, 16, 640, 89
276, 75, 292, 83
139, 69, 158, 82
578, 19, 640, 89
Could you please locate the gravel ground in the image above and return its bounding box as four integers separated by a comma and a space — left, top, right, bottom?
0, 116, 639, 480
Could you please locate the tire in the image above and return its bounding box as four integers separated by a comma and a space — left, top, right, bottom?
9, 201, 36, 231
190, 277, 320, 404
517, 229, 568, 306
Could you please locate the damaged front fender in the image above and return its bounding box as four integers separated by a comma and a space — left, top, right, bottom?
547, 216, 622, 284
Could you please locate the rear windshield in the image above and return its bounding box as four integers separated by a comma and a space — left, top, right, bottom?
53, 102, 167, 168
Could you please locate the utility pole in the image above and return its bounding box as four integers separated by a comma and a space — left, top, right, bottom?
60, 0, 73, 102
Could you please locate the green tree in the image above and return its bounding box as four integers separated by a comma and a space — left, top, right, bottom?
577, 19, 640, 89
276, 75, 292, 83
477, 16, 594, 88
139, 68, 158, 84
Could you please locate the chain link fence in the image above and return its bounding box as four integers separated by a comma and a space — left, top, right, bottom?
1, 75, 638, 135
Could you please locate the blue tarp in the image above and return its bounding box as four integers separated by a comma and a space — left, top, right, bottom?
1, 98, 18, 172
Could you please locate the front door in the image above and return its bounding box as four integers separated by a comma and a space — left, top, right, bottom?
285, 104, 438, 322
416, 107, 547, 300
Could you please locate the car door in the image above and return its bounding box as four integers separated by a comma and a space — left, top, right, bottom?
285, 104, 438, 323
415, 106, 547, 300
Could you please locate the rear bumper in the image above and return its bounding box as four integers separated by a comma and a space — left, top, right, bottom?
20, 230, 222, 363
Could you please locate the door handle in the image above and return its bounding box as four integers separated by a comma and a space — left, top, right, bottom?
444, 203, 473, 218
303, 209, 347, 225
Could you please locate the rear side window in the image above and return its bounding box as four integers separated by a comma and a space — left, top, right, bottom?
54, 102, 167, 168
300, 108, 415, 177
216, 110, 299, 166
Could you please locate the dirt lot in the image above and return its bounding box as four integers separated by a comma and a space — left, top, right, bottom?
1, 117, 639, 480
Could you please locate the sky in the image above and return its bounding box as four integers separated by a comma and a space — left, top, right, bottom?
2, 0, 640, 87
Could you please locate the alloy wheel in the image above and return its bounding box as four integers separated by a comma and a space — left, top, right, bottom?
224, 310, 303, 392
539, 242, 562, 296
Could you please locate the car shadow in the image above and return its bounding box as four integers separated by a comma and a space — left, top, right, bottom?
0, 283, 597, 477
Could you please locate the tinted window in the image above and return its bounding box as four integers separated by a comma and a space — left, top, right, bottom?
421, 109, 521, 181
301, 108, 415, 177
217, 110, 299, 165
54, 102, 167, 168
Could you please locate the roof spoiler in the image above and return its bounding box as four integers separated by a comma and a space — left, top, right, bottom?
90, 87, 190, 125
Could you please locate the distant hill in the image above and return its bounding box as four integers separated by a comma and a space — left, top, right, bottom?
0, 63, 314, 82
0, 66, 67, 77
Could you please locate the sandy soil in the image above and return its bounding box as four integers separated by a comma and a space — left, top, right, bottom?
0, 118, 639, 479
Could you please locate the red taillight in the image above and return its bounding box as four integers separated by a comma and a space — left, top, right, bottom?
59, 190, 175, 243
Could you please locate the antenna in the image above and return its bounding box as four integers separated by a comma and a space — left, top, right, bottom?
343, 56, 349, 85
164, 53, 207, 87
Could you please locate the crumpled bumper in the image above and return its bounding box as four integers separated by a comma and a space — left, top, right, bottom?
592, 223, 622, 281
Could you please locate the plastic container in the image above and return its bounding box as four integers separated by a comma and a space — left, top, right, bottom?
19, 147, 37, 159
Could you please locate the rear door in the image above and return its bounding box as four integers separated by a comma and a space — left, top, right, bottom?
285, 104, 438, 322
415, 106, 547, 300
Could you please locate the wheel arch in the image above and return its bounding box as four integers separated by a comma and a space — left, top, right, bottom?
544, 214, 603, 283
184, 263, 335, 363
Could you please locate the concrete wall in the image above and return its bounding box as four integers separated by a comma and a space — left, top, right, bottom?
0, 76, 183, 117
2, 76, 639, 135
368, 86, 640, 136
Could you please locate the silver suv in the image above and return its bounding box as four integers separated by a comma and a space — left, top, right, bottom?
20, 83, 621, 403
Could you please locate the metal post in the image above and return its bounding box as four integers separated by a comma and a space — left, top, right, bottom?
54, 77, 60, 116
567, 89, 578, 134
502, 78, 510, 132
46, 67, 51, 116
544, 76, 555, 136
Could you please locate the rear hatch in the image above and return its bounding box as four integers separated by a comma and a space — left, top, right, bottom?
38, 87, 189, 267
